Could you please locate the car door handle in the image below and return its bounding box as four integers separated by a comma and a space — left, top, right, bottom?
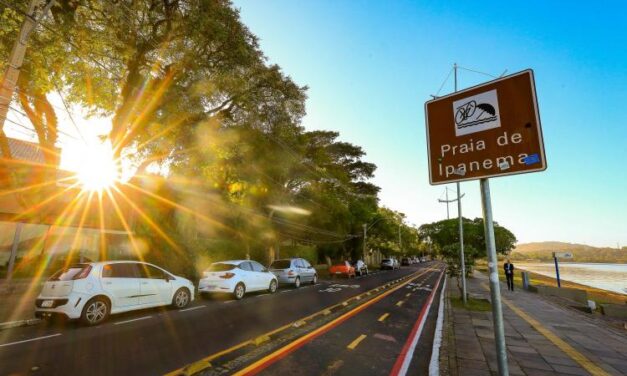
105, 282, 112, 285
141, 282, 148, 285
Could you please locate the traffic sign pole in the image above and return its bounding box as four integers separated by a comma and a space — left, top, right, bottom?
480, 178, 509, 376
553, 255, 561, 288
453, 64, 467, 305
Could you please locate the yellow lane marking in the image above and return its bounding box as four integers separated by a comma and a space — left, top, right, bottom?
232, 269, 439, 376
480, 283, 609, 376
347, 334, 367, 350
396, 300, 404, 307
378, 313, 390, 322
166, 269, 430, 376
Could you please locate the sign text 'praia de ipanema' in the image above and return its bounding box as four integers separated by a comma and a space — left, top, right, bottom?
425, 69, 546, 184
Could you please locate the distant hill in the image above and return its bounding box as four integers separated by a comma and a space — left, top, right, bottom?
510, 242, 627, 263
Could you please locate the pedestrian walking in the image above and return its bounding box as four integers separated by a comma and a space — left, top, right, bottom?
504, 259, 515, 291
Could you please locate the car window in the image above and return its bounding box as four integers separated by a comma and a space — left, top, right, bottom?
102, 263, 139, 278
208, 263, 236, 272
49, 265, 90, 281
137, 264, 169, 279
250, 261, 265, 272
239, 262, 253, 271
294, 259, 304, 268
270, 260, 291, 269
301, 259, 311, 268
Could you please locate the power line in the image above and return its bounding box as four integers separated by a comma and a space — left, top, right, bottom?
8, 104, 80, 142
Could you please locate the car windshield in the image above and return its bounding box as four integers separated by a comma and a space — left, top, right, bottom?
207, 263, 236, 272
382, 259, 391, 263
48, 265, 89, 281
270, 260, 291, 269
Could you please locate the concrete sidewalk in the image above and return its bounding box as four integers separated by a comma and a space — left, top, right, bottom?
441, 271, 627, 375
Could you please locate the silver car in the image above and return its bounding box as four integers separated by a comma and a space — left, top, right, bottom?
269, 258, 317, 288
381, 258, 400, 270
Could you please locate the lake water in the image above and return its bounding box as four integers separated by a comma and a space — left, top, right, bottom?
516, 262, 627, 295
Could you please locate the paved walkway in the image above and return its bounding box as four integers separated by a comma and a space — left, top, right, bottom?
442, 271, 627, 376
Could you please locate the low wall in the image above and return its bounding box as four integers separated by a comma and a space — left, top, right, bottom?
533, 285, 588, 304
600, 304, 627, 319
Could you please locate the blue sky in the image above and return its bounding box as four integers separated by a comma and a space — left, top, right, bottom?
233, 0, 627, 248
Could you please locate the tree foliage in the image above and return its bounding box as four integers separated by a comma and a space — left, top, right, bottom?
0, 1, 519, 277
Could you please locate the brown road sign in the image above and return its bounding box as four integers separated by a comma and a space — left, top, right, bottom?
425, 69, 546, 185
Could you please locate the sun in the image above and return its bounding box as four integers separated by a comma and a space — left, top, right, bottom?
75, 141, 119, 191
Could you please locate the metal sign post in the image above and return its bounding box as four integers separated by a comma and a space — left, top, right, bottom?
425, 68, 547, 376
553, 255, 561, 288
481, 178, 509, 376
551, 252, 571, 288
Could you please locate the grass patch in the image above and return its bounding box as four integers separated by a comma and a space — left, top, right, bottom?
450, 296, 492, 311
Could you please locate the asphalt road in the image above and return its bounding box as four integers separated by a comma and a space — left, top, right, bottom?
0, 262, 444, 376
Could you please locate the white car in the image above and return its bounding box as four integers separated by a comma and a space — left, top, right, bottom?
198, 260, 278, 300
35, 261, 195, 326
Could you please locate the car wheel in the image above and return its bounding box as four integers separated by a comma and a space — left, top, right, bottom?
173, 288, 191, 309
294, 276, 301, 288
365, 268, 369, 275
233, 283, 246, 300
80, 297, 109, 326
311, 274, 318, 285
269, 279, 278, 294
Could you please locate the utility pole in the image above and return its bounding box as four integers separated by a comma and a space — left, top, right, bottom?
0, 0, 55, 132
453, 63, 467, 305
363, 223, 367, 260
438, 188, 451, 219
435, 64, 468, 305
398, 223, 402, 253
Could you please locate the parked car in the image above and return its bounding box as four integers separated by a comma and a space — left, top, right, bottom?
352, 260, 369, 276
199, 260, 278, 300
401, 257, 411, 266
269, 258, 317, 287
35, 261, 195, 326
381, 258, 400, 270
329, 261, 356, 278
412, 256, 420, 263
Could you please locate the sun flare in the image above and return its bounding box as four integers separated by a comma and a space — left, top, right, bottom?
74, 141, 119, 191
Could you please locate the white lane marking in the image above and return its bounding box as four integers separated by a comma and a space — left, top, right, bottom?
255, 294, 270, 298
113, 316, 152, 325
223, 300, 236, 303
179, 305, 205, 312
429, 276, 447, 376
0, 333, 61, 348
392, 271, 444, 376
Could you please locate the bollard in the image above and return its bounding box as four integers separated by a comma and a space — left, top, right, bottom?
521, 271, 530, 290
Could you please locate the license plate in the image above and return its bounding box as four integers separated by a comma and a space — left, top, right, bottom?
41, 300, 54, 308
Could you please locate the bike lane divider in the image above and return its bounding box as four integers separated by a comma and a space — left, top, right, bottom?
230, 267, 444, 376
389, 270, 445, 376
165, 268, 429, 376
